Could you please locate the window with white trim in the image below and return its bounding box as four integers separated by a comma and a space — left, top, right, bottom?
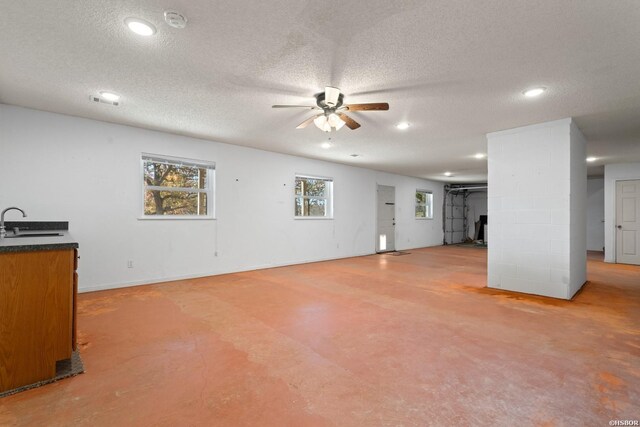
415, 190, 433, 219
142, 154, 215, 218
295, 175, 333, 218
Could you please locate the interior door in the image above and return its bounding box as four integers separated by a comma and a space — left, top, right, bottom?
377, 185, 396, 252
616, 180, 640, 265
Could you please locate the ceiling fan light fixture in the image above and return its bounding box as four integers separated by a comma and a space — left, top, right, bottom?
314, 115, 327, 129
314, 115, 332, 132
327, 113, 344, 128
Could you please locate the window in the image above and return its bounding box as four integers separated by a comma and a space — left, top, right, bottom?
141, 154, 215, 218
295, 175, 333, 218
415, 190, 433, 219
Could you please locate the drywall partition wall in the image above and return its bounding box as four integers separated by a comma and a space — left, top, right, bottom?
587, 178, 605, 251
604, 162, 640, 262
568, 121, 587, 297
0, 104, 444, 291
487, 118, 587, 300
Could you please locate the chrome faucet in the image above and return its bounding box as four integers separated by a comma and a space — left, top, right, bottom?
0, 207, 27, 239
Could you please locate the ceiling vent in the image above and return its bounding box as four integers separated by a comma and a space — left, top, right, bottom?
90, 95, 119, 106
164, 11, 187, 29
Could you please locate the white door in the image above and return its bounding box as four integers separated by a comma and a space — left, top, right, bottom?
377, 185, 395, 252
616, 180, 640, 265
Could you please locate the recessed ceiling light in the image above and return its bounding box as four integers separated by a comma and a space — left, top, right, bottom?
99, 91, 120, 102
125, 18, 156, 36
396, 122, 410, 130
321, 142, 331, 149
586, 157, 597, 162
523, 87, 546, 98
444, 172, 452, 177
474, 153, 486, 159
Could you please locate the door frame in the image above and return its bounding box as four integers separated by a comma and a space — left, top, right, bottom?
614, 178, 640, 264
375, 183, 396, 253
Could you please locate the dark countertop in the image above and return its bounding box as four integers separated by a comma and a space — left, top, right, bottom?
0, 222, 78, 253
3, 221, 69, 231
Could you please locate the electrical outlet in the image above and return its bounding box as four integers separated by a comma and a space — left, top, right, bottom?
127, 260, 133, 268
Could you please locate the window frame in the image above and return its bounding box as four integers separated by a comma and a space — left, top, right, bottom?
139, 153, 216, 220
294, 174, 334, 220
415, 189, 433, 220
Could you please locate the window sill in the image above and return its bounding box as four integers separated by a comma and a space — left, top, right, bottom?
415, 217, 434, 220
137, 216, 216, 221
294, 216, 334, 220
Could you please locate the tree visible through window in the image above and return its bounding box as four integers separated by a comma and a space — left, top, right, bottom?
415, 190, 433, 218
142, 155, 214, 217
295, 176, 333, 217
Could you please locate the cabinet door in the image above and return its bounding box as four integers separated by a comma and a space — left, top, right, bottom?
0, 249, 74, 392
73, 271, 78, 351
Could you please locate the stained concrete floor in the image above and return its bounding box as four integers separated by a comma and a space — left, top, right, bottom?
1, 247, 639, 426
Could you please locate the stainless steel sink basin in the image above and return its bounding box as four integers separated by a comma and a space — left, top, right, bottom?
5, 232, 63, 238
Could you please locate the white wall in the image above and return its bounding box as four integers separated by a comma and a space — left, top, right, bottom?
487, 118, 586, 300
586, 177, 604, 251
569, 121, 587, 297
604, 162, 640, 262
0, 105, 444, 291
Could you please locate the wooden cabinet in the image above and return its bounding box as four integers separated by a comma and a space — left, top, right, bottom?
0, 248, 78, 393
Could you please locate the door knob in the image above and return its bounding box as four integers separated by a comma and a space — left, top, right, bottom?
617, 225, 622, 229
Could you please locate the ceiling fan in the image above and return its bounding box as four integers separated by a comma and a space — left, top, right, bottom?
272, 86, 389, 132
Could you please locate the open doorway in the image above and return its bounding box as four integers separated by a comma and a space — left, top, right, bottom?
442, 184, 488, 245
376, 185, 395, 253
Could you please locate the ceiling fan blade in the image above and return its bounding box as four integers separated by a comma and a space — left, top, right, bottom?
296, 114, 321, 129
345, 103, 389, 111
325, 86, 341, 107
272, 105, 319, 109
337, 113, 361, 130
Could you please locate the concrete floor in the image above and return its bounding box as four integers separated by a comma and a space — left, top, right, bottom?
1, 246, 638, 426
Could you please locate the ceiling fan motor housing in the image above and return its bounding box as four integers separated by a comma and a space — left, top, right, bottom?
316, 92, 344, 109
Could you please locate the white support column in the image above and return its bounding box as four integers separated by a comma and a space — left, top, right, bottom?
487, 118, 586, 300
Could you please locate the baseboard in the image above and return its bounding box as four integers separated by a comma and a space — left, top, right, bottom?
79, 251, 375, 293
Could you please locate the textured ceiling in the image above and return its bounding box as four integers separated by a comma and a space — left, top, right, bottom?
2, 0, 640, 182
